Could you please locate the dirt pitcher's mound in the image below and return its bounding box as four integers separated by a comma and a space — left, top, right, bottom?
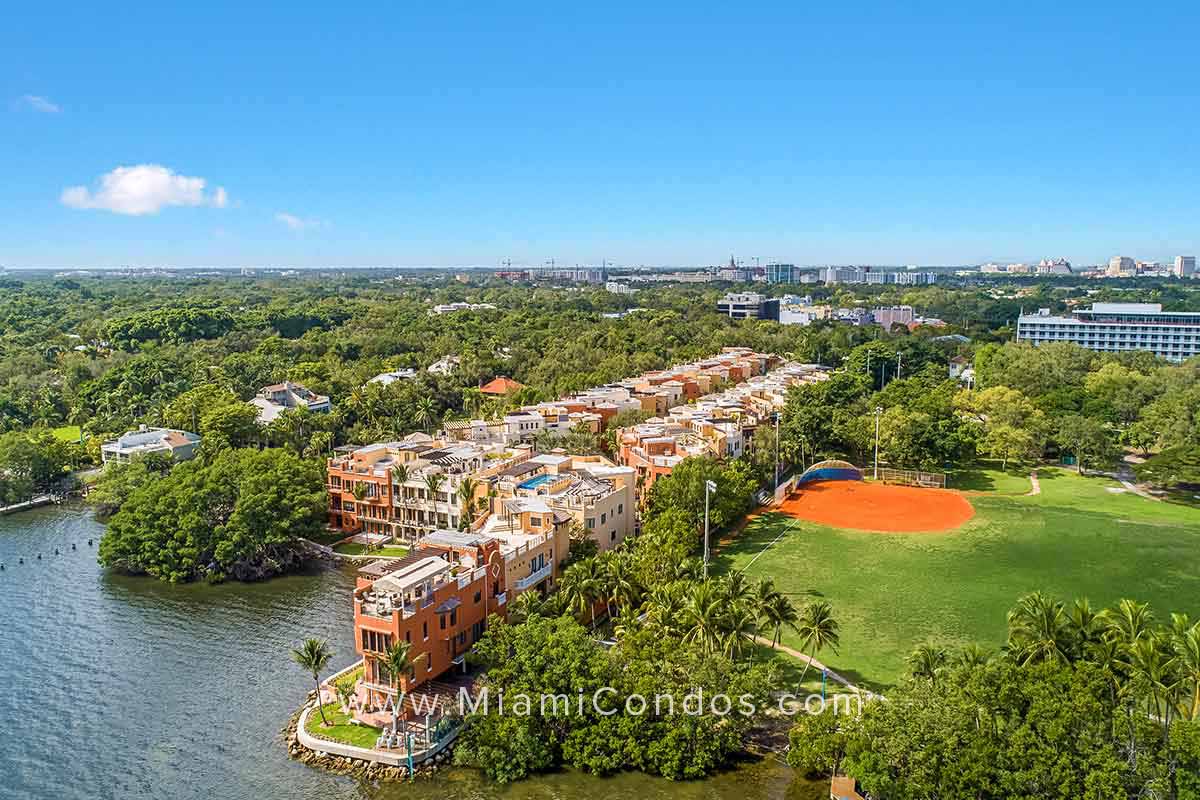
779, 480, 975, 533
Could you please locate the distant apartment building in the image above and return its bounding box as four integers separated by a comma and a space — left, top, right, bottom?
1107, 255, 1136, 277
604, 281, 637, 294
1036, 258, 1072, 275
716, 292, 781, 321
764, 263, 796, 284
872, 305, 916, 330
101, 425, 200, 464
615, 361, 829, 494
821, 266, 866, 284
252, 381, 331, 424
531, 266, 607, 284
894, 271, 938, 285
1017, 303, 1200, 362
431, 302, 496, 314
1175, 256, 1196, 278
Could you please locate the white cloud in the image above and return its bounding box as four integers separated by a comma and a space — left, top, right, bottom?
275, 212, 323, 231
18, 94, 61, 113
61, 164, 228, 215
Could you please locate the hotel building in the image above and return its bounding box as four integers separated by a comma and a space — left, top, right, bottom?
1016, 303, 1200, 362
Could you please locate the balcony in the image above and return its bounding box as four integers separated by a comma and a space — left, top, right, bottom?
514, 563, 553, 592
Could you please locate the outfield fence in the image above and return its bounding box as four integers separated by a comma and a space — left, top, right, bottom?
877, 468, 947, 488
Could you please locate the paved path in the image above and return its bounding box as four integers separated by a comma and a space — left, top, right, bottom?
1024, 471, 1041, 496
752, 635, 866, 694
1119, 478, 1160, 501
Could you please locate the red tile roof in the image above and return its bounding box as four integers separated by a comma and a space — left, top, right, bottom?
479, 376, 525, 395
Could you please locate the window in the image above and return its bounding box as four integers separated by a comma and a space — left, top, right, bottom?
423, 621, 428, 640
600, 512, 607, 524
450, 609, 457, 626
440, 614, 446, 630
610, 530, 616, 542
586, 517, 595, 529
617, 503, 623, 514
474, 591, 481, 604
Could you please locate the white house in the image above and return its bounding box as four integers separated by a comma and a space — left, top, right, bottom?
101, 426, 201, 464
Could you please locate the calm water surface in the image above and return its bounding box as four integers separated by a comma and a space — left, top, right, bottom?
0, 506, 822, 800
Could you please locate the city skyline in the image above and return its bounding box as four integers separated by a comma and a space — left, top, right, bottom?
3, 2, 1198, 268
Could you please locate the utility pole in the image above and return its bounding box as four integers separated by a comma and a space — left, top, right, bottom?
896, 352, 903, 380
703, 479, 717, 578
874, 406, 883, 480
774, 412, 781, 491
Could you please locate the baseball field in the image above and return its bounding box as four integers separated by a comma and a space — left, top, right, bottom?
717, 465, 1200, 689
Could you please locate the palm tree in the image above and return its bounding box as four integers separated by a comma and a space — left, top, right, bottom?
509, 590, 543, 623
795, 599, 840, 686
1173, 621, 1200, 720
1101, 598, 1156, 648
682, 581, 726, 654
423, 471, 446, 515
645, 584, 686, 636
456, 476, 480, 530
605, 554, 641, 616
721, 571, 753, 607
761, 593, 800, 648
561, 558, 604, 628
749, 578, 782, 644
380, 639, 426, 693
291, 638, 333, 726
414, 396, 436, 433
1065, 597, 1102, 660
391, 463, 409, 504
952, 643, 992, 669
1006, 591, 1070, 666
907, 643, 948, 684
722, 605, 758, 661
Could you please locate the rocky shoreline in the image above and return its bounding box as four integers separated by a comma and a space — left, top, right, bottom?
281, 694, 457, 782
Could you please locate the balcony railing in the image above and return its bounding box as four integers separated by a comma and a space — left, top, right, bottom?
514, 563, 553, 592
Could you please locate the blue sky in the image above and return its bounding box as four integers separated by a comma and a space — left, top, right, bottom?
2, 2, 1198, 268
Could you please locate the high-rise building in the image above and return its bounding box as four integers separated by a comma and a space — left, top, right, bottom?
1107, 256, 1135, 277
1175, 255, 1197, 278
764, 263, 796, 284
716, 292, 781, 321
1017, 303, 1200, 362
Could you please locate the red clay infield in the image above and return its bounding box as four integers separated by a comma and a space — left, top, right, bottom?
778, 480, 975, 533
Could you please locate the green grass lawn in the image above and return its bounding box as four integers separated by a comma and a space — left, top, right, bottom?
304, 703, 382, 749
717, 467, 1200, 692
332, 541, 409, 557
51, 425, 84, 442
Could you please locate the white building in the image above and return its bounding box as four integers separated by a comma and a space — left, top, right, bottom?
367, 369, 418, 386
431, 302, 496, 315
101, 426, 200, 464
427, 355, 461, 376
604, 281, 637, 295
1175, 256, 1196, 278
1017, 303, 1200, 362
252, 381, 332, 424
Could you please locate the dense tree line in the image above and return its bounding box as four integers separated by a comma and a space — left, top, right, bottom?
789, 592, 1200, 799
97, 447, 326, 582
780, 337, 1199, 483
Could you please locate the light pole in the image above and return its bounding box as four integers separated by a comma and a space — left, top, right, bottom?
703, 479, 717, 578
873, 406, 883, 480
773, 412, 781, 491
